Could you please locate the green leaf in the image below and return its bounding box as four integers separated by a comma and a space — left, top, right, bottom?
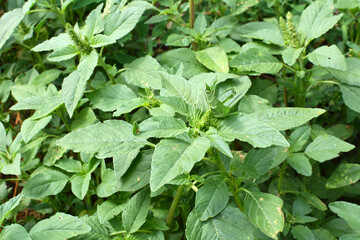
23, 168, 69, 199
56, 120, 148, 159
122, 188, 151, 233
250, 108, 325, 131
186, 205, 255, 240
195, 46, 229, 73
47, 45, 79, 62
90, 34, 116, 48
21, 116, 52, 143
157, 48, 208, 79
32, 33, 75, 52
244, 191, 284, 239
0, 80, 13, 102
194, 14, 207, 34
62, 50, 98, 118
55, 158, 82, 173
244, 147, 277, 176
305, 135, 354, 162
71, 215, 110, 240
300, 192, 327, 211
87, 84, 137, 112
32, 94, 64, 119
150, 137, 210, 191
1, 153, 21, 175
29, 212, 91, 240
308, 45, 346, 70
282, 47, 304, 66
340, 84, 360, 113
123, 56, 165, 89
229, 48, 283, 74
298, 0, 343, 44
329, 201, 360, 233
104, 5, 146, 41
291, 225, 315, 240
217, 38, 241, 53
71, 173, 91, 200
238, 95, 270, 114
287, 153, 312, 176
236, 22, 285, 46
204, 127, 232, 158
117, 150, 152, 192
113, 146, 141, 182
0, 194, 22, 224
0, 224, 31, 240
218, 113, 289, 148
247, 79, 277, 105
139, 116, 188, 138
0, 122, 6, 151
97, 200, 126, 224
84, 4, 104, 38
195, 180, 229, 221
326, 164, 360, 189
327, 58, 360, 87
113, 97, 148, 117
71, 107, 97, 131
166, 34, 192, 47
289, 125, 311, 153
31, 69, 62, 85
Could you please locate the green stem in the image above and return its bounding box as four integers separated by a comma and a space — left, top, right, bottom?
232, 189, 244, 212
166, 185, 185, 231
109, 229, 152, 236
50, 0, 66, 27
56, 110, 71, 132
189, 0, 195, 28
145, 142, 156, 148
97, 54, 115, 84
277, 161, 287, 194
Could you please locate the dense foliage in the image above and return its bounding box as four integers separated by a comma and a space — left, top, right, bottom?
0, 0, 360, 239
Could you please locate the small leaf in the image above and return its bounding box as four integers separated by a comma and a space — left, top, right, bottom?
0, 194, 22, 224
329, 201, 360, 233
340, 84, 360, 113
139, 116, 188, 139
21, 116, 52, 143
122, 188, 151, 233
326, 164, 360, 189
308, 45, 346, 70
305, 135, 354, 162
236, 22, 285, 46
195, 180, 229, 221
291, 225, 315, 240
289, 125, 311, 153
29, 213, 91, 240
244, 147, 277, 176
244, 191, 284, 239
195, 46, 229, 73
0, 224, 31, 240
327, 58, 360, 87
287, 153, 312, 176
204, 127, 232, 158
47, 45, 79, 62
282, 47, 304, 66
97, 201, 125, 224
166, 34, 192, 47
71, 173, 91, 200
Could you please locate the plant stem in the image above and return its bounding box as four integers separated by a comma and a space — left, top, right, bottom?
166, 185, 185, 231
277, 161, 287, 194
189, 0, 195, 28
97, 54, 115, 84
232, 188, 244, 212
109, 229, 152, 236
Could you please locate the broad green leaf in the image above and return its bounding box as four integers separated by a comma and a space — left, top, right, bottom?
0, 224, 31, 240
244, 147, 277, 176
21, 116, 52, 143
218, 113, 289, 148
233, 0, 259, 14
292, 225, 315, 240
340, 84, 360, 113
340, 235, 360, 240
84, 4, 104, 38
117, 150, 152, 192
166, 34, 192, 47
31, 69, 62, 85
150, 137, 210, 191
31, 94, 64, 119
186, 205, 255, 240
287, 153, 312, 176
282, 47, 304, 66
55, 158, 82, 173
217, 38, 241, 53
204, 127, 232, 158
327, 58, 360, 87
96, 168, 116, 198
71, 173, 91, 200
195, 180, 229, 221
62, 50, 98, 117
305, 135, 354, 162
293, 198, 312, 217
122, 188, 151, 233
32, 33, 75, 52
0, 194, 22, 224
113, 97, 148, 117
329, 201, 360, 233
300, 192, 327, 211
160, 72, 209, 112
139, 116, 188, 138
97, 201, 126, 224
335, 0, 360, 9
71, 107, 97, 131
238, 95, 270, 114
22, 168, 69, 199
195, 46, 229, 73
47, 45, 79, 62
230, 48, 283, 74
29, 212, 91, 240
113, 146, 141, 181
298, 0, 343, 44
247, 79, 277, 105
157, 48, 208, 79
194, 14, 207, 34
44, 145, 67, 166
0, 80, 13, 102
87, 84, 137, 112
289, 125, 311, 153
71, 215, 110, 240
104, 4, 146, 41
250, 108, 325, 131
123, 55, 165, 89
236, 22, 285, 46
1, 153, 21, 175
244, 191, 284, 239
326, 164, 360, 189
56, 120, 148, 159
0, 122, 6, 151
90, 34, 116, 48
308, 45, 346, 70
